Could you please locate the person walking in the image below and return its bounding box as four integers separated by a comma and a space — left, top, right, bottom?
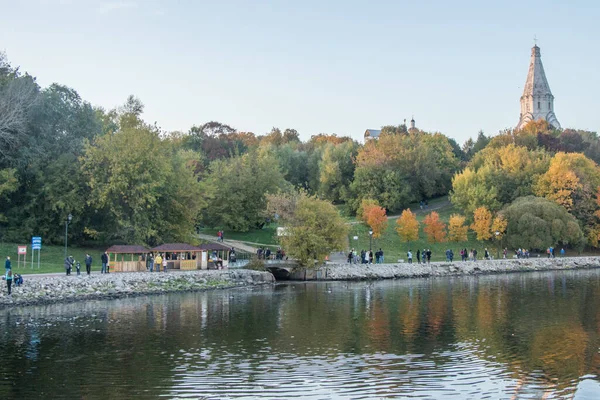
101, 251, 108, 274
368, 250, 373, 264
5, 256, 11, 272
560, 248, 565, 257
148, 253, 155, 272
416, 249, 420, 264
380, 249, 384, 264
64, 256, 73, 276
154, 253, 162, 273
162, 255, 167, 272
407, 250, 413, 264
85, 254, 92, 276
426, 249, 432, 264
4, 269, 13, 295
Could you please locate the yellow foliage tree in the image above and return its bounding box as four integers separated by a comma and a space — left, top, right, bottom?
423, 211, 446, 243
491, 214, 508, 239
447, 214, 468, 242
471, 206, 493, 241
396, 209, 419, 244
357, 198, 380, 221
362, 203, 388, 239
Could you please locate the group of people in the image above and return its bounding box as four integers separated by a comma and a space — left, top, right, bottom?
257, 247, 286, 260
346, 248, 385, 264
64, 254, 94, 276
144, 253, 169, 272
216, 230, 225, 242
412, 249, 432, 264
3, 256, 23, 295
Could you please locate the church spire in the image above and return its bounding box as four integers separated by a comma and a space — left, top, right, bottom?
516, 44, 561, 130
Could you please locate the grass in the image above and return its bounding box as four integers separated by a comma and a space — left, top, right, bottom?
348, 202, 484, 262
0, 242, 105, 274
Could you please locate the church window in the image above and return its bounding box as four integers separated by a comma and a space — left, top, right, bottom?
538, 101, 541, 110
548, 102, 551, 110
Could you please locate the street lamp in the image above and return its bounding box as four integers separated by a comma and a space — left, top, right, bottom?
369, 230, 373, 251
495, 231, 500, 259
64, 213, 73, 259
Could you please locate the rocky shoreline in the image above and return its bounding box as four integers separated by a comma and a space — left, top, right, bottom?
320, 256, 600, 280
0, 270, 275, 308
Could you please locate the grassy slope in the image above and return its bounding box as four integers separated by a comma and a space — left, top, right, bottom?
0, 243, 105, 274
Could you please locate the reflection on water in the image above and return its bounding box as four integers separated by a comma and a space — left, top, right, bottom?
0, 269, 599, 399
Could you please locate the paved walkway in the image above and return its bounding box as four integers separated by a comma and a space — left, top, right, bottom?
197, 233, 258, 253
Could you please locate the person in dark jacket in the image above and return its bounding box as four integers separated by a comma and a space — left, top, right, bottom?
416, 249, 420, 264
101, 251, 108, 274
65, 256, 73, 276
5, 256, 11, 271
85, 254, 92, 275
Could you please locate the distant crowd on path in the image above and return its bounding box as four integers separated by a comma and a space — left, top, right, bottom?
346, 248, 386, 264
216, 230, 224, 242
257, 247, 286, 260
342, 245, 569, 266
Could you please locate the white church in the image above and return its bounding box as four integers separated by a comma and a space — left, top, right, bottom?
516, 44, 561, 130
364, 44, 561, 142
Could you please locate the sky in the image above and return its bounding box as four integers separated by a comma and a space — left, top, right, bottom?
1, 0, 599, 144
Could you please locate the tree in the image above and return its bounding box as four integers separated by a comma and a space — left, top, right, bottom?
318, 141, 358, 203
447, 214, 468, 242
362, 204, 388, 239
491, 215, 508, 239
450, 144, 549, 215
351, 130, 460, 213
357, 198, 380, 221
81, 120, 204, 245
423, 211, 446, 243
502, 196, 585, 250
202, 149, 290, 231
471, 206, 493, 241
271, 192, 348, 267
0, 168, 17, 223
396, 209, 419, 245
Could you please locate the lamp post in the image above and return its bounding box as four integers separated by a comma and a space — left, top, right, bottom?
495, 231, 500, 260
369, 229, 373, 251
64, 213, 73, 259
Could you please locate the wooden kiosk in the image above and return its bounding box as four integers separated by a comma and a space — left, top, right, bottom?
198, 243, 232, 269
150, 243, 203, 270
106, 245, 148, 272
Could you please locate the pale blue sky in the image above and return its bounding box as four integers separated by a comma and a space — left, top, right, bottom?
1, 0, 599, 143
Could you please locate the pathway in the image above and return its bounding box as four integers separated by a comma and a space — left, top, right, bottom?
197, 233, 259, 253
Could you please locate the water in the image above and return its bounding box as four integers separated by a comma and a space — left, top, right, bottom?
0, 269, 599, 399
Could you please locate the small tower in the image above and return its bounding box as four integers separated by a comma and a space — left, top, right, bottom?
408, 116, 417, 132
516, 45, 561, 130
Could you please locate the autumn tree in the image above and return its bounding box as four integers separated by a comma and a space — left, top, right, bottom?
362, 203, 388, 239
447, 214, 468, 242
471, 206, 493, 241
395, 209, 419, 245
423, 211, 446, 243
491, 215, 508, 239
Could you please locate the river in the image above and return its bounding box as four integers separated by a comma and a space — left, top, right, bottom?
0, 269, 599, 399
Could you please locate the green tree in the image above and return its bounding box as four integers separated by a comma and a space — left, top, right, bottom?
318, 141, 358, 203
202, 148, 290, 231
272, 193, 348, 267
82, 119, 203, 245
502, 196, 585, 250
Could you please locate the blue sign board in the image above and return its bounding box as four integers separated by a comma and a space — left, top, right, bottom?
32, 236, 42, 250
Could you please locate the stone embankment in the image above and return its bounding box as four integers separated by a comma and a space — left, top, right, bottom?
0, 270, 275, 307
320, 256, 600, 280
